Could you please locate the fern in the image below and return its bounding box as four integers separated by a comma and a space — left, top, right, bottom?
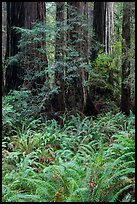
2, 111, 135, 202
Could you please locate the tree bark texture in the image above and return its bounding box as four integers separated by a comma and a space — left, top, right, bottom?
24, 2, 46, 28
2, 2, 7, 62
79, 2, 89, 107
5, 2, 24, 93
5, 2, 47, 94
2, 2, 7, 95
54, 2, 66, 112
66, 2, 86, 112
92, 2, 114, 60
105, 2, 114, 54
23, 2, 48, 91
120, 2, 131, 115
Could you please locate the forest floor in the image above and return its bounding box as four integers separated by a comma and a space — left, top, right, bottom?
2, 110, 135, 202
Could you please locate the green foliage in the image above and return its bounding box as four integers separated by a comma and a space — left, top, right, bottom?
89, 45, 122, 102
114, 2, 135, 110
2, 111, 135, 202
2, 90, 35, 138
5, 8, 90, 116
2, 2, 135, 202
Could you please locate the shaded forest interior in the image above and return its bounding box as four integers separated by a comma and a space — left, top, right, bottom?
2, 2, 135, 203
2, 2, 135, 123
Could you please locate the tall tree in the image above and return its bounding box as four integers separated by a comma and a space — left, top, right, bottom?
2, 2, 7, 95
64, 2, 98, 116
5, 2, 24, 93
120, 2, 131, 115
22, 2, 48, 94
105, 2, 114, 54
5, 2, 47, 94
80, 2, 89, 109
64, 2, 82, 112
2, 2, 7, 62
53, 2, 65, 112
92, 2, 114, 60
65, 2, 87, 113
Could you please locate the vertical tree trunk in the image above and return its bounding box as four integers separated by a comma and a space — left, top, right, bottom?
80, 2, 89, 62
66, 2, 85, 112
88, 6, 94, 60
81, 2, 99, 116
92, 2, 114, 60
23, 2, 48, 89
105, 2, 114, 54
5, 2, 24, 93
5, 2, 47, 94
54, 2, 66, 112
120, 3, 131, 116
2, 2, 7, 62
80, 2, 88, 108
65, 2, 98, 116
92, 2, 106, 61
2, 2, 7, 95
24, 2, 46, 28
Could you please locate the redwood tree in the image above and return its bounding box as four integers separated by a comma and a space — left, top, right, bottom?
5, 2, 47, 94
120, 2, 131, 115
2, 2, 7, 95
53, 2, 66, 112
92, 2, 114, 60
64, 2, 98, 116
105, 2, 114, 54
66, 2, 86, 112
5, 2, 24, 93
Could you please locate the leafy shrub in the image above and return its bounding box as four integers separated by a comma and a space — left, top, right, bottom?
2, 90, 34, 138
89, 42, 122, 102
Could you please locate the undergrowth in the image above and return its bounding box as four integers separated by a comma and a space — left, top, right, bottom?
2, 97, 135, 202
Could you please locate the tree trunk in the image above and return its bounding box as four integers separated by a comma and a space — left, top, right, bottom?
5, 2, 24, 93
24, 2, 46, 28
5, 2, 47, 94
92, 2, 114, 60
92, 2, 105, 60
120, 2, 131, 116
105, 2, 114, 54
79, 2, 89, 110
88, 6, 93, 61
2, 2, 7, 62
53, 2, 66, 112
2, 2, 7, 95
65, 2, 98, 116
66, 2, 85, 112
23, 2, 48, 90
